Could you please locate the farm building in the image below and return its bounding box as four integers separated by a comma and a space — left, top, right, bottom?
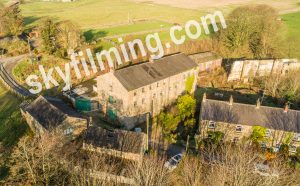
82, 126, 146, 162
96, 53, 199, 129
227, 59, 300, 82
188, 52, 222, 72
20, 96, 88, 137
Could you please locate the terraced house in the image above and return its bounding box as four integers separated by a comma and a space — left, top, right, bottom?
97, 53, 199, 129
199, 94, 300, 154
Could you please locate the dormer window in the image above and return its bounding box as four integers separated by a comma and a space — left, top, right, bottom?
208, 121, 216, 129
236, 125, 243, 133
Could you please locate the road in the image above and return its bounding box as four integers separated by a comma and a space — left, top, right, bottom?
0, 55, 33, 98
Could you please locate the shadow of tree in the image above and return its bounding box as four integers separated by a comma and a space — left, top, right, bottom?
24, 16, 40, 26
84, 29, 107, 42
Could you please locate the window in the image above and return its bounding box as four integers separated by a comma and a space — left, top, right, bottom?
289, 145, 297, 153
273, 144, 281, 153
232, 137, 239, 143
293, 134, 300, 142
208, 121, 216, 129
142, 98, 145, 104
157, 82, 159, 87
261, 142, 267, 149
142, 88, 145, 93
134, 101, 137, 107
236, 125, 243, 133
265, 129, 272, 137
160, 92, 163, 96
134, 92, 137, 96
149, 85, 152, 90
109, 85, 113, 92
64, 128, 73, 135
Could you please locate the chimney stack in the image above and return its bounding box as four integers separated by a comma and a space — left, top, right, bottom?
229, 95, 233, 106
203, 93, 207, 103
284, 103, 289, 113
256, 98, 261, 109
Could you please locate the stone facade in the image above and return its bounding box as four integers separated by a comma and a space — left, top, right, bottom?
200, 120, 300, 153
199, 96, 300, 154
97, 53, 199, 129
20, 96, 88, 138
188, 52, 222, 72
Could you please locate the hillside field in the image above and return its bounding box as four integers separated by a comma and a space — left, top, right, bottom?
281, 12, 300, 59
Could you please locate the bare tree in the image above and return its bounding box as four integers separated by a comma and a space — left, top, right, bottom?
129, 155, 170, 186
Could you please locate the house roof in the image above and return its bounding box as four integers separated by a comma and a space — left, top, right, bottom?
84, 126, 146, 154
200, 99, 300, 133
114, 53, 198, 91
25, 96, 85, 130
188, 52, 221, 64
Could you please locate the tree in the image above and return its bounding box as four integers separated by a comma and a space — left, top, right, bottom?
39, 18, 58, 55
216, 5, 282, 58
56, 20, 82, 56
176, 94, 196, 121
250, 126, 267, 144
158, 112, 180, 143
0, 3, 23, 36
38, 18, 83, 56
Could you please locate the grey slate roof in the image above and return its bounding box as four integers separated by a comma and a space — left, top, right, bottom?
84, 126, 145, 154
200, 99, 300, 133
114, 53, 198, 91
25, 96, 85, 130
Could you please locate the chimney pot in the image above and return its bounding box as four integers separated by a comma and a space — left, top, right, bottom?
284, 103, 289, 113
256, 98, 261, 109
229, 95, 233, 105
203, 93, 207, 102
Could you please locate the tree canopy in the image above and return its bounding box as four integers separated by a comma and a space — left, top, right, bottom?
216, 5, 283, 59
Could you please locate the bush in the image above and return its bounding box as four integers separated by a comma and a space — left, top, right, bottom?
0, 37, 28, 56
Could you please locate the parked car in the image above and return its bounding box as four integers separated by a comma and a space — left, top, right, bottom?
164, 153, 183, 171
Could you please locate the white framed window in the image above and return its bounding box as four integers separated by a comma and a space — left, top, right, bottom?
289, 145, 297, 153
265, 129, 272, 137
261, 142, 267, 149
236, 125, 243, 133
208, 121, 216, 129
64, 127, 73, 135
293, 134, 300, 142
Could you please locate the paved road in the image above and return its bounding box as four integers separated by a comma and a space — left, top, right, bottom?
0, 54, 33, 98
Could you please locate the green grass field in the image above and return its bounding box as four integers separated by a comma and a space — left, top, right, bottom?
0, 84, 27, 148
0, 83, 28, 180
281, 12, 300, 59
